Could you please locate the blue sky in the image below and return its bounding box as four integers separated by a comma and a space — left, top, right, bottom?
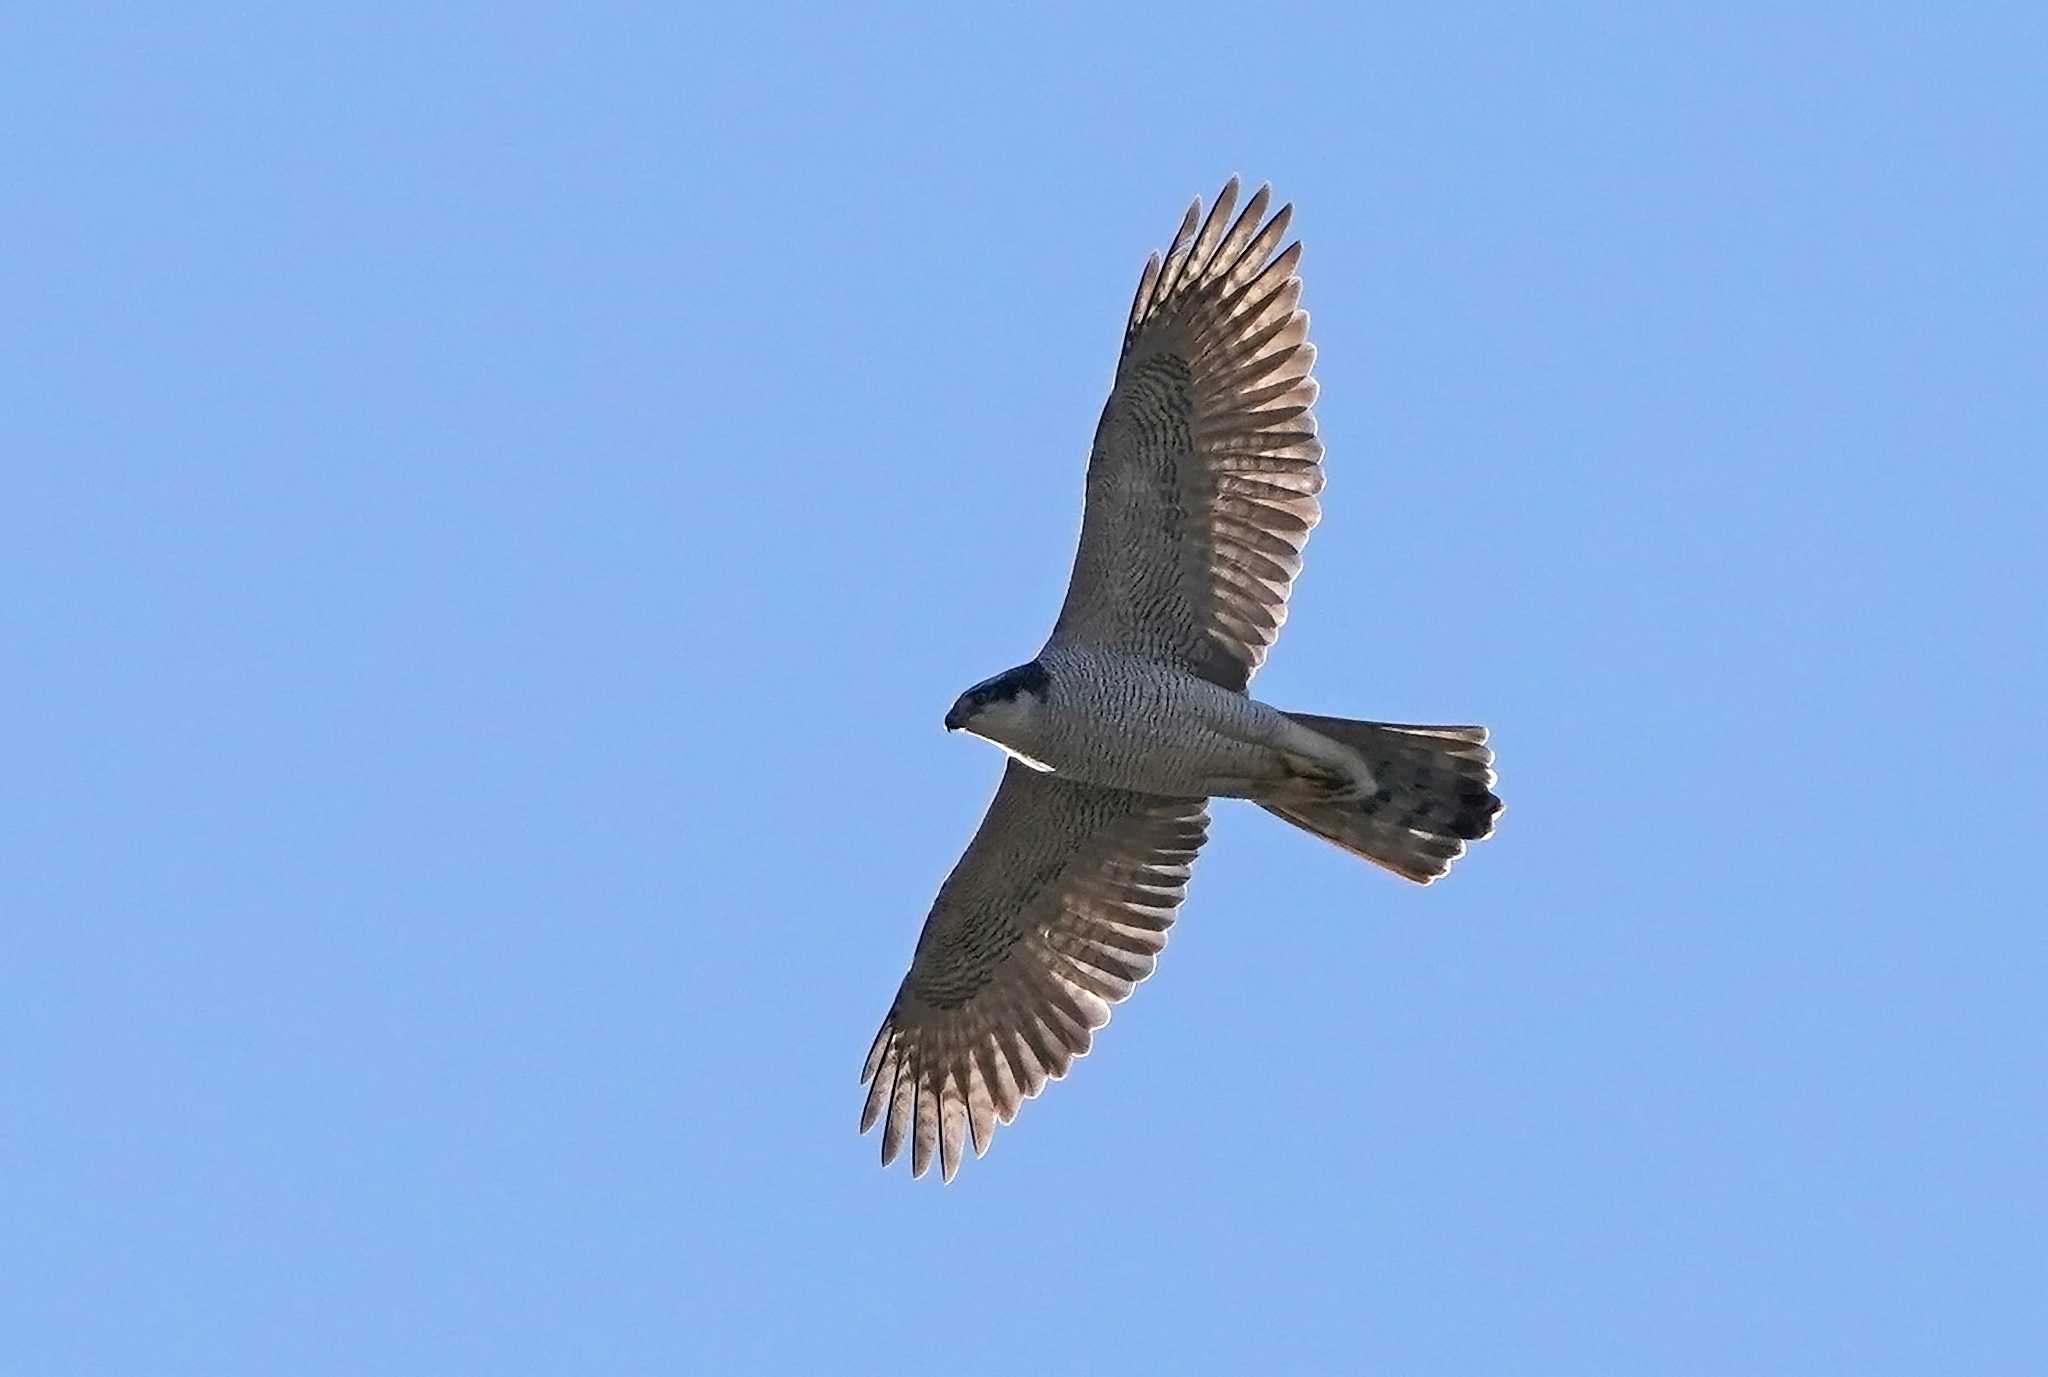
7, 4, 2044, 1372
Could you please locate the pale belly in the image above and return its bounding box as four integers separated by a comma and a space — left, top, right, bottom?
1031, 711, 1284, 797
1003, 652, 1332, 799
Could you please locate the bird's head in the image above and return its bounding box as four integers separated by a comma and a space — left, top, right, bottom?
945, 660, 1051, 739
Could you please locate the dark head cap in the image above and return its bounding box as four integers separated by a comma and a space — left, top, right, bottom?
944, 660, 1050, 730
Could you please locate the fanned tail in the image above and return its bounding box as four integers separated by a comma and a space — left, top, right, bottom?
1258, 714, 1501, 884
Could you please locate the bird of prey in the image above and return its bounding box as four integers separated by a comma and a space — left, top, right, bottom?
860, 179, 1502, 1181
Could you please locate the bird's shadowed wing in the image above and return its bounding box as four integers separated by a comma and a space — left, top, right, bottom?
1046, 179, 1324, 691
860, 762, 1208, 1181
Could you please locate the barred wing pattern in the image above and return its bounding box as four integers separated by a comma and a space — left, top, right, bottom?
1047, 179, 1324, 692
861, 762, 1208, 1181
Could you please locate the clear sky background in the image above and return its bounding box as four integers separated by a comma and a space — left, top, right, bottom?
7, 5, 2044, 1373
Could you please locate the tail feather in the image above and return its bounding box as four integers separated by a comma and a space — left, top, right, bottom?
1260, 714, 1502, 884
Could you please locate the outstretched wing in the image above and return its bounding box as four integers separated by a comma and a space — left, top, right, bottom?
1046, 179, 1324, 691
861, 763, 1208, 1182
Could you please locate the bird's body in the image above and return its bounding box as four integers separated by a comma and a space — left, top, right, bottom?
862, 180, 1503, 1181
966, 646, 1335, 800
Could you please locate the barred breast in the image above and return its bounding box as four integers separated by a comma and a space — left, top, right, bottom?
1026, 645, 1292, 797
